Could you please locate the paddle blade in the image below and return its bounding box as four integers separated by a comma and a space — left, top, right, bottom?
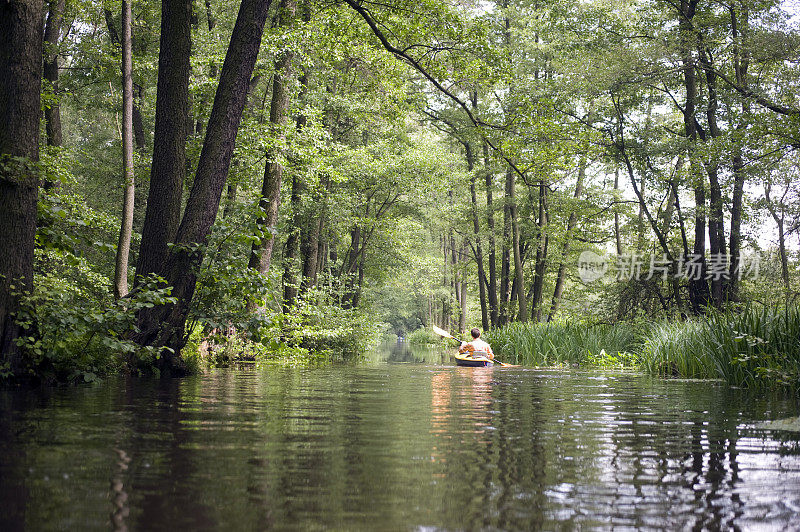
431, 324, 455, 340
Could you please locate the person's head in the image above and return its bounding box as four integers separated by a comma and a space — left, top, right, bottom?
470, 328, 481, 339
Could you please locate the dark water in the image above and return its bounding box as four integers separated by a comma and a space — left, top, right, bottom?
2, 346, 800, 530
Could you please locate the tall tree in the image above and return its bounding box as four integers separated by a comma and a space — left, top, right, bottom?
113, 0, 135, 299
0, 0, 44, 368
132, 0, 274, 368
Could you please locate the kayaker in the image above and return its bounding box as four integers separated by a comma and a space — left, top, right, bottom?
458, 328, 494, 360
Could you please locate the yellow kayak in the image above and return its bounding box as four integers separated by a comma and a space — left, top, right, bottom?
453, 352, 494, 367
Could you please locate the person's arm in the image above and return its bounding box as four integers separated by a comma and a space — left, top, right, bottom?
459, 342, 471, 354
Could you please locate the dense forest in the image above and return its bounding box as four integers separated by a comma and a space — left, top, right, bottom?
1, 0, 799, 385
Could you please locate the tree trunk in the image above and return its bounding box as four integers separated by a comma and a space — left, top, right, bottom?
689, 183, 709, 313
765, 183, 790, 289
248, 0, 296, 277
484, 144, 499, 327
134, 0, 192, 283
0, 0, 44, 370
133, 83, 146, 151
302, 174, 328, 291
679, 0, 710, 313
467, 143, 489, 331
282, 174, 301, 311
499, 169, 512, 325
43, 0, 64, 149
530, 178, 549, 321
104, 8, 147, 153
113, 0, 136, 299
132, 0, 274, 368
728, 2, 749, 301
699, 47, 726, 306
614, 168, 623, 256
459, 267, 467, 334
507, 167, 527, 322
302, 214, 322, 289
548, 157, 585, 321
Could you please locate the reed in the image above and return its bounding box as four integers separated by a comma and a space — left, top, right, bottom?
486, 306, 800, 391
485, 321, 645, 367
640, 306, 800, 389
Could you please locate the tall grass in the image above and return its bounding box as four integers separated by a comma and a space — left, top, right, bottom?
486, 306, 800, 392
485, 321, 646, 367
640, 306, 800, 389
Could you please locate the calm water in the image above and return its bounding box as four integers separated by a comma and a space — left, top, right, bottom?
2, 344, 800, 530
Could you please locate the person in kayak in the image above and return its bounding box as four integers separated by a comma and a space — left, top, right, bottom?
458, 328, 494, 360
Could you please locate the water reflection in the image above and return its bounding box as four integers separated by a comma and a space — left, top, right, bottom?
0, 367, 799, 530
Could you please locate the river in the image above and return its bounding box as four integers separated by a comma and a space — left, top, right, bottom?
1, 342, 799, 530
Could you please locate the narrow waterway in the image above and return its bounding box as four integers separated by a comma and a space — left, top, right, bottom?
1, 343, 799, 530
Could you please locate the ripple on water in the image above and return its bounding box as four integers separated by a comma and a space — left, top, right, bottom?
0, 365, 799, 530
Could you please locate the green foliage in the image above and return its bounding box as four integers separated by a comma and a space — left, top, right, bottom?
186, 281, 386, 368
13, 271, 175, 383
277, 284, 386, 361
407, 327, 444, 346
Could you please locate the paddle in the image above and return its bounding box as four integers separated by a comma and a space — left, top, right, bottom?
431, 325, 516, 367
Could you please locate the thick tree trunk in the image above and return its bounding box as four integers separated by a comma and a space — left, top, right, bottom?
699, 47, 726, 306
0, 0, 44, 370
548, 157, 585, 321
679, 0, 709, 313
132, 0, 274, 368
43, 0, 64, 149
134, 0, 192, 283
113, 0, 136, 299
689, 184, 710, 312
248, 0, 296, 277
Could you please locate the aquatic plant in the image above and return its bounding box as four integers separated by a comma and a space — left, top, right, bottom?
640, 306, 800, 390
485, 321, 645, 367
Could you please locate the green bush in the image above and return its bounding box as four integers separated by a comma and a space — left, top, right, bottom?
13, 271, 175, 383
407, 327, 443, 346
